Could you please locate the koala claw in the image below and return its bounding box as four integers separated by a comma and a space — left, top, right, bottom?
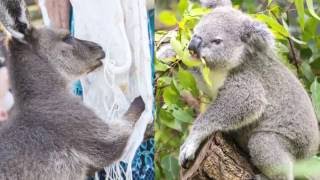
179, 141, 200, 169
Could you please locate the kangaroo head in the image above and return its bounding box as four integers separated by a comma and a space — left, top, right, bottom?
0, 0, 105, 81
27, 27, 105, 80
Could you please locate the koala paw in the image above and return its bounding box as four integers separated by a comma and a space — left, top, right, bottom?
179, 140, 200, 169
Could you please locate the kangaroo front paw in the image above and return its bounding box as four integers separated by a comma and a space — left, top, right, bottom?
179, 140, 200, 169
123, 96, 145, 123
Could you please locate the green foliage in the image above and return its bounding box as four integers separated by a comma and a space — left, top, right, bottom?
155, 0, 320, 179
155, 2, 209, 179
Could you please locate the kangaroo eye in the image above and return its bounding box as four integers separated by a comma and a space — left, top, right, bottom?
211, 39, 223, 45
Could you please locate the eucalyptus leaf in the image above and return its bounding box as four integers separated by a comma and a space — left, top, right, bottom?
172, 106, 194, 123
159, 108, 183, 131
155, 60, 170, 72
255, 14, 289, 37
294, 0, 305, 30
294, 156, 320, 177
170, 38, 184, 57
178, 0, 188, 16
160, 155, 180, 180
202, 66, 213, 87
300, 61, 315, 83
306, 0, 320, 21
159, 11, 178, 26
311, 79, 320, 120
163, 85, 181, 106
177, 68, 199, 96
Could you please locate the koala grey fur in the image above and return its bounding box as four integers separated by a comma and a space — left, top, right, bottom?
199, 0, 231, 8
0, 1, 145, 179
179, 2, 319, 180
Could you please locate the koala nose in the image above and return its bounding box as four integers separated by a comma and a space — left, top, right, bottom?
188, 36, 202, 54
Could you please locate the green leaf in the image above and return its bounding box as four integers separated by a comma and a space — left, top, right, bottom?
181, 50, 203, 67
160, 155, 180, 180
177, 68, 199, 96
155, 125, 174, 145
306, 0, 320, 21
294, 0, 305, 30
255, 14, 289, 37
171, 107, 194, 123
170, 38, 184, 57
178, 0, 188, 16
159, 108, 183, 131
276, 42, 289, 53
157, 76, 172, 88
202, 66, 213, 87
155, 163, 162, 180
163, 85, 181, 106
300, 61, 315, 82
294, 156, 320, 177
155, 60, 170, 72
303, 18, 319, 41
281, 17, 306, 45
158, 11, 178, 26
189, 8, 211, 16
311, 79, 320, 120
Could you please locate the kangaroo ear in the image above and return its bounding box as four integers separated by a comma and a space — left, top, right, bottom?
200, 0, 232, 8
0, 0, 31, 40
240, 19, 275, 50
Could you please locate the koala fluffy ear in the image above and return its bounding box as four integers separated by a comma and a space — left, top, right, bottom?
240, 20, 275, 50
200, 0, 232, 8
0, 0, 31, 41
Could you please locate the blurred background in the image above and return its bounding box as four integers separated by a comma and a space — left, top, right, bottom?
26, 0, 43, 27
155, 0, 320, 179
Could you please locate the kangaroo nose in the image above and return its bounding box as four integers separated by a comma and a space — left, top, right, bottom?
188, 36, 202, 55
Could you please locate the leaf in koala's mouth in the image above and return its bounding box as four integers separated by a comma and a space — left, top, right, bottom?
201, 58, 207, 65
189, 50, 199, 59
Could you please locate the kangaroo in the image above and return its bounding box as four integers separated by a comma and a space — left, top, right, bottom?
0, 0, 145, 179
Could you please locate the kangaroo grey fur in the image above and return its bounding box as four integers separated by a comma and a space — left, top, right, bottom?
0, 1, 145, 179
179, 1, 319, 179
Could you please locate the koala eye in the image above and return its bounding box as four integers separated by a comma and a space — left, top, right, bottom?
210, 39, 223, 45
63, 34, 73, 44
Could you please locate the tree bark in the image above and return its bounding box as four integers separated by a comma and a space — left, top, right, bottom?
180, 132, 256, 180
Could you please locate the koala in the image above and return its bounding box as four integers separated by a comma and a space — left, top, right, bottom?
0, 0, 145, 179
179, 1, 320, 179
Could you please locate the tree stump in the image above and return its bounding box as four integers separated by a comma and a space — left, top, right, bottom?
180, 132, 256, 180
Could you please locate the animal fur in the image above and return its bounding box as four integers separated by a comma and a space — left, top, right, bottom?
179, 1, 319, 179
0, 0, 145, 179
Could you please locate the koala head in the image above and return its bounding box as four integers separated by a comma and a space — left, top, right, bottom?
28, 28, 105, 80
189, 7, 274, 69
